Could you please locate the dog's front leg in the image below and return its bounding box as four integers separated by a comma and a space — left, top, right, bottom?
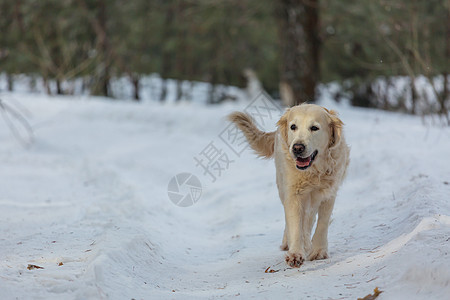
284, 193, 308, 267
309, 196, 335, 260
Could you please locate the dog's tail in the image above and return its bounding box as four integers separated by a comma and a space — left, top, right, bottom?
228, 112, 275, 159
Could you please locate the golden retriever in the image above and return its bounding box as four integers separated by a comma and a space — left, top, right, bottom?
229, 104, 350, 267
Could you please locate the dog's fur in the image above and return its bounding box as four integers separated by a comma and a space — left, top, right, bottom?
229, 104, 349, 267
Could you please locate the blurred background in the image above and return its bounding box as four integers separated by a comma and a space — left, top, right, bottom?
0, 0, 448, 118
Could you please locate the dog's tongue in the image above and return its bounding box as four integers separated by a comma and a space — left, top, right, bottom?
296, 156, 311, 167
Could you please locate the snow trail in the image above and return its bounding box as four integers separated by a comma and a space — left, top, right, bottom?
0, 93, 449, 299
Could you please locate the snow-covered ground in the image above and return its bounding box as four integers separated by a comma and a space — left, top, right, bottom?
0, 91, 449, 299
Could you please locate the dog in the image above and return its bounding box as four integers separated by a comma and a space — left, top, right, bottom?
229, 104, 350, 267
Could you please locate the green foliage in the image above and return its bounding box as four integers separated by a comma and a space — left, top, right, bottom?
321, 0, 448, 82
0, 0, 447, 99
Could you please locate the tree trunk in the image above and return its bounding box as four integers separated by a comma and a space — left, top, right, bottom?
442, 7, 449, 120
175, 2, 186, 103
208, 83, 216, 104
159, 2, 175, 102
176, 80, 183, 102
208, 69, 218, 104
43, 76, 51, 95
277, 0, 320, 105
186, 81, 194, 101
383, 78, 392, 111
410, 76, 417, 115
130, 75, 140, 101
7, 74, 13, 91
92, 0, 110, 97
29, 75, 37, 92
160, 79, 167, 102
444, 73, 448, 114
56, 79, 63, 95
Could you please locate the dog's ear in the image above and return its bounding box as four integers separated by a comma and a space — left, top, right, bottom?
276, 109, 290, 143
324, 108, 343, 148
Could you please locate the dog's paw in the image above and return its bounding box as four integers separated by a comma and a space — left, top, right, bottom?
280, 242, 288, 251
308, 248, 329, 261
285, 251, 305, 268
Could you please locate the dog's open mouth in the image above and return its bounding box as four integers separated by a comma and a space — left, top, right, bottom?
295, 150, 318, 170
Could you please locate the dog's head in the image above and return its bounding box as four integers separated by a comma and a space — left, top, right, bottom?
277, 104, 343, 171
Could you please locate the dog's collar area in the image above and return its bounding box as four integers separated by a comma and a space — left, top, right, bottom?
295, 150, 318, 170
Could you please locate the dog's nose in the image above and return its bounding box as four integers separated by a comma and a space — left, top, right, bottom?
293, 143, 305, 156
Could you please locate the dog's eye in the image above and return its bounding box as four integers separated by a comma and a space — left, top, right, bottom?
290, 124, 297, 131
310, 126, 319, 131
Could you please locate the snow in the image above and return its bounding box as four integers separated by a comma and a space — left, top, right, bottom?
0, 91, 449, 300
0, 73, 246, 105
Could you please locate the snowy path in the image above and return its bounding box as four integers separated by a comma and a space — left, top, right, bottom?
0, 93, 449, 299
